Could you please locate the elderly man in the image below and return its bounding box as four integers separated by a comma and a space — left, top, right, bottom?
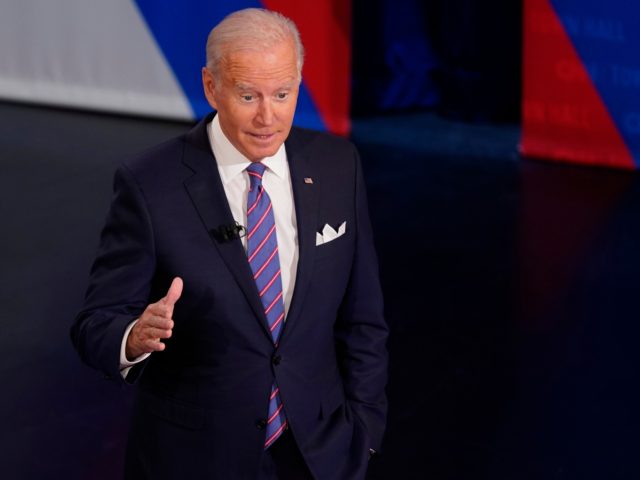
71, 8, 387, 480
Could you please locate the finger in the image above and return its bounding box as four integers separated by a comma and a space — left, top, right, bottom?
131, 319, 172, 343
144, 303, 172, 319
142, 326, 172, 340
140, 315, 174, 330
162, 277, 183, 307
145, 339, 166, 352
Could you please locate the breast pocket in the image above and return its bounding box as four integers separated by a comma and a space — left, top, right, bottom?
314, 226, 353, 263
315, 237, 344, 259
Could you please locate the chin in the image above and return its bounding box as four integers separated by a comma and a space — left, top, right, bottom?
249, 149, 278, 161
247, 142, 280, 160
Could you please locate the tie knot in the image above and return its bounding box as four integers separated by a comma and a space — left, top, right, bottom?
247, 162, 267, 189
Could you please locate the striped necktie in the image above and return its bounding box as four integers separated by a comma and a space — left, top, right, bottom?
246, 162, 287, 449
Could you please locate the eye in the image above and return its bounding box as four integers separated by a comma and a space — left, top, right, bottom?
275, 92, 289, 101
241, 94, 254, 102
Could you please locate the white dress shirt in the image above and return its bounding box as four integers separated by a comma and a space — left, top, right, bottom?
119, 115, 299, 375
208, 114, 299, 314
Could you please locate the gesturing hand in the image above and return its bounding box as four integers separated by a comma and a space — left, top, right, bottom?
125, 277, 183, 361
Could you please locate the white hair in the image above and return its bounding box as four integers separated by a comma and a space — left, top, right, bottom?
205, 8, 304, 81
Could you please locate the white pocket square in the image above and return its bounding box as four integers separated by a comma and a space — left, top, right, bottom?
316, 221, 346, 246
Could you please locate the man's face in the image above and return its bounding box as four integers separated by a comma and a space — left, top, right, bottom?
202, 39, 300, 162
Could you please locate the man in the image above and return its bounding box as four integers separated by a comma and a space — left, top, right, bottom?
71, 8, 387, 480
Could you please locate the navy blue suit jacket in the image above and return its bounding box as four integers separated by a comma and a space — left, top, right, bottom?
71, 114, 388, 479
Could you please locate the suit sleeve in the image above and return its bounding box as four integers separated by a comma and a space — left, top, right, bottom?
334, 147, 389, 452
70, 164, 156, 385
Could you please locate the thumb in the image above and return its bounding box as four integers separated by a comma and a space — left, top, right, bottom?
162, 277, 183, 307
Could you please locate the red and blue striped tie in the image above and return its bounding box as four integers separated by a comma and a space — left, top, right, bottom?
246, 162, 287, 449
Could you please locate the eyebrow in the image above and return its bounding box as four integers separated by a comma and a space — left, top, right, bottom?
234, 80, 297, 91
234, 82, 255, 91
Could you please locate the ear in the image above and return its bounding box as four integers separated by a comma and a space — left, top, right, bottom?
202, 67, 218, 110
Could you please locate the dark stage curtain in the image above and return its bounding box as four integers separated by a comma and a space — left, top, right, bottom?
352, 0, 522, 122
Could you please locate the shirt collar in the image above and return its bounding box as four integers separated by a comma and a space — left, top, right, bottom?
207, 114, 288, 185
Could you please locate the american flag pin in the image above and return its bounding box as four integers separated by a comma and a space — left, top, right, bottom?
304, 177, 314, 184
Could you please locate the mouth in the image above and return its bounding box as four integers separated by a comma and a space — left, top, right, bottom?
248, 132, 277, 141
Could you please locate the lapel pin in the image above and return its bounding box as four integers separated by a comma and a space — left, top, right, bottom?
304, 177, 314, 184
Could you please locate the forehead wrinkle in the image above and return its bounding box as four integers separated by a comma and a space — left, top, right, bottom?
225, 63, 298, 80
220, 45, 299, 83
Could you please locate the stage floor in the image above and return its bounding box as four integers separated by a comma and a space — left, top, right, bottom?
1, 102, 639, 479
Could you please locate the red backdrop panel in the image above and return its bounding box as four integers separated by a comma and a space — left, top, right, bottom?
264, 0, 352, 136
521, 0, 634, 169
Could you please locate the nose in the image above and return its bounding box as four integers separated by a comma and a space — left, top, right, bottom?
256, 99, 274, 126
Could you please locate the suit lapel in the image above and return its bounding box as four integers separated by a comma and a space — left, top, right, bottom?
181, 115, 271, 337
281, 130, 319, 340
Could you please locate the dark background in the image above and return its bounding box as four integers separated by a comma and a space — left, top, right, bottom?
352, 0, 522, 121
2, 1, 640, 479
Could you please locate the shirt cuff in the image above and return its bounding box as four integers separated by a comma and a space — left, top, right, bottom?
119, 319, 151, 378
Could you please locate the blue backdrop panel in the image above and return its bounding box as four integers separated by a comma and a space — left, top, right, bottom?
552, 0, 640, 166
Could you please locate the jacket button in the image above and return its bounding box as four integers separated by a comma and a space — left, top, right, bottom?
256, 420, 267, 430
272, 355, 282, 366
